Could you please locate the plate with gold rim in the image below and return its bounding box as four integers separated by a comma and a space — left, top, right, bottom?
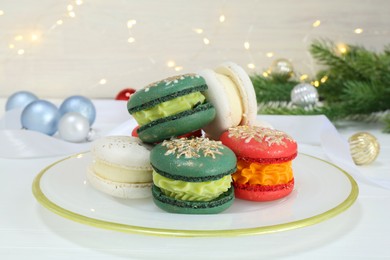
32, 152, 358, 237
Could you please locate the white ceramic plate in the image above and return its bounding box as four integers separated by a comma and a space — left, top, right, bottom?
32, 153, 358, 237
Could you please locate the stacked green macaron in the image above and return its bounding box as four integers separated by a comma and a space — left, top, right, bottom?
127, 74, 216, 143
150, 137, 237, 214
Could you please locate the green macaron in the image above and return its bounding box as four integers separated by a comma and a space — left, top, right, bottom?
150, 137, 237, 214
127, 74, 216, 143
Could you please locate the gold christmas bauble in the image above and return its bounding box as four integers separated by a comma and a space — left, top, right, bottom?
348, 132, 380, 165
270, 58, 294, 77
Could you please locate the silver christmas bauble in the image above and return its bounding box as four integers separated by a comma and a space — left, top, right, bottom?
290, 83, 319, 107
58, 112, 90, 142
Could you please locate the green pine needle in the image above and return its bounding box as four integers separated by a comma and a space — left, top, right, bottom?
251, 39, 390, 133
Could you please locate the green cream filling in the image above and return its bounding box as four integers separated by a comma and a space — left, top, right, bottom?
152, 171, 232, 202
132, 92, 206, 126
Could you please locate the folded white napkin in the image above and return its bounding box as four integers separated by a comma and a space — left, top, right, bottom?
1, 100, 388, 189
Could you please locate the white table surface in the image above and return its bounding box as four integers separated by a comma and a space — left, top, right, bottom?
1, 98, 389, 259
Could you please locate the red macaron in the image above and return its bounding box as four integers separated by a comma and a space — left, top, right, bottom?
220, 125, 297, 201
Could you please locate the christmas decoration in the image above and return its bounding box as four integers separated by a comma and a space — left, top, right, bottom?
348, 132, 380, 165
290, 83, 319, 107
59, 95, 96, 125
4, 91, 98, 142
252, 40, 390, 133
269, 58, 294, 77
58, 112, 91, 143
5, 91, 38, 111
115, 88, 136, 101
21, 100, 60, 136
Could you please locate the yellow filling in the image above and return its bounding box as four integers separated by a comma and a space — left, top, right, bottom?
132, 92, 206, 126
215, 73, 243, 125
93, 160, 152, 183
233, 160, 293, 186
153, 171, 231, 201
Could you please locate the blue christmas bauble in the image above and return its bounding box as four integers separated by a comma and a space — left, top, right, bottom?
21, 100, 60, 136
59, 96, 96, 125
5, 91, 38, 111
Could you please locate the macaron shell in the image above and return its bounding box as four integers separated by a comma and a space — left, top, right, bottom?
233, 179, 294, 202
152, 185, 234, 214
198, 68, 243, 140
87, 166, 152, 199
220, 127, 297, 163
92, 136, 152, 169
127, 73, 206, 112
150, 138, 237, 181
215, 62, 257, 126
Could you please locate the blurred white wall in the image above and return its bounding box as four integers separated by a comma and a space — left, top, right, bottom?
0, 0, 389, 98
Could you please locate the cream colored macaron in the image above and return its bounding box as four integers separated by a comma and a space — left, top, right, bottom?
88, 135, 153, 199
199, 62, 258, 140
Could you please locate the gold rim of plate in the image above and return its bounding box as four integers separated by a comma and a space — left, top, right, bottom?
32, 153, 359, 238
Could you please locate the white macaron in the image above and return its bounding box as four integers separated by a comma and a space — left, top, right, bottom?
87, 135, 153, 199
199, 62, 258, 140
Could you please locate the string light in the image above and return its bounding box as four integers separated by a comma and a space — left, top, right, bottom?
337, 43, 348, 54
127, 19, 137, 28
127, 37, 135, 43
31, 33, 39, 41
68, 11, 76, 18
320, 75, 328, 83
193, 28, 203, 34
166, 60, 175, 67
312, 20, 321, 27
247, 63, 255, 69
300, 74, 308, 81
1, 1, 387, 91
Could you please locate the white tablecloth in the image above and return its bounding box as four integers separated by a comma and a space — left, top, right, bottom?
1, 99, 389, 259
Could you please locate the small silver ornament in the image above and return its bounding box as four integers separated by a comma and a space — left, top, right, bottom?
291, 83, 319, 107
58, 112, 90, 143
348, 132, 380, 165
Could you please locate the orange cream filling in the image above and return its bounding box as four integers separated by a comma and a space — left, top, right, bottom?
233, 160, 293, 186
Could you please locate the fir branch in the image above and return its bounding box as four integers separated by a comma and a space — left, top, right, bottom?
310, 40, 366, 81
258, 102, 347, 121
251, 73, 298, 102
383, 114, 390, 133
